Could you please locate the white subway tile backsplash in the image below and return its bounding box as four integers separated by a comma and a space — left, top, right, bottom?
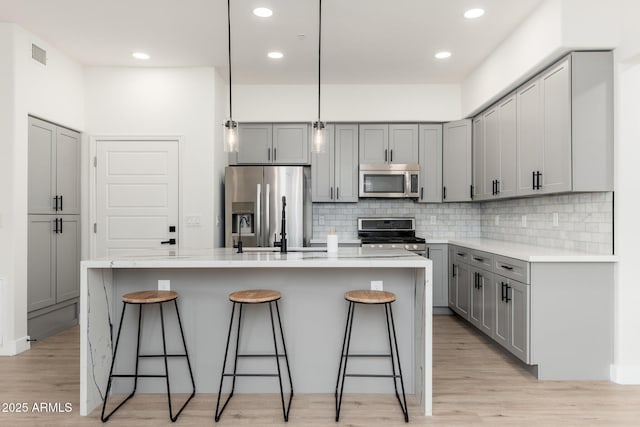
312, 192, 613, 255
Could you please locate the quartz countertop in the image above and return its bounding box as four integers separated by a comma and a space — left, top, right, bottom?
82, 247, 430, 269
445, 238, 617, 263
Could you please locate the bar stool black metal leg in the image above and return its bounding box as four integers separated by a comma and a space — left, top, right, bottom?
334, 300, 353, 415
215, 302, 238, 421
336, 301, 355, 422
386, 303, 409, 422
158, 303, 174, 421
171, 299, 196, 420
273, 300, 294, 421
101, 302, 130, 422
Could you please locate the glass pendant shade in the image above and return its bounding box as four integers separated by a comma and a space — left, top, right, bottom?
224, 119, 238, 153
311, 121, 326, 153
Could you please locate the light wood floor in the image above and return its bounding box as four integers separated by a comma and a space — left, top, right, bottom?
2, 315, 640, 426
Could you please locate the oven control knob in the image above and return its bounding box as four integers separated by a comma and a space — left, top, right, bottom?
413, 244, 418, 250
391, 244, 396, 248
378, 244, 383, 248
404, 244, 410, 250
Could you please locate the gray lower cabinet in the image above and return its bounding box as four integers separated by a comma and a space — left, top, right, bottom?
359, 123, 418, 165
417, 124, 442, 203
442, 120, 473, 202
233, 123, 309, 165
493, 276, 530, 363
28, 116, 80, 214
427, 244, 448, 306
28, 215, 80, 340
469, 267, 494, 336
312, 124, 358, 202
449, 253, 471, 318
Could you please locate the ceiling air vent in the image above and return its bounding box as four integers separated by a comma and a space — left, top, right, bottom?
31, 43, 47, 65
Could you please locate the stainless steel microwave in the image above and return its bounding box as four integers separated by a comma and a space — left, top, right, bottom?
359, 164, 420, 198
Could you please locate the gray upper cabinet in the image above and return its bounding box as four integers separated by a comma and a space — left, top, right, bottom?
516, 52, 612, 196
359, 124, 418, 164
442, 119, 473, 202
472, 116, 484, 200
28, 117, 80, 214
417, 124, 442, 203
389, 124, 419, 164
479, 94, 517, 199
234, 123, 309, 165
312, 124, 358, 202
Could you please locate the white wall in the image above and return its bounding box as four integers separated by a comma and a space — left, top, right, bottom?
611, 0, 640, 383
462, 0, 620, 116
0, 23, 85, 355
234, 83, 460, 122
84, 67, 218, 249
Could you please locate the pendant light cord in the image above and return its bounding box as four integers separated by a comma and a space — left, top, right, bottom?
317, 0, 322, 123
227, 0, 233, 119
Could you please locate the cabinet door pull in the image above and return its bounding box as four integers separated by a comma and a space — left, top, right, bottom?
501, 265, 514, 271
443, 186, 447, 200
330, 187, 333, 200
53, 196, 59, 211
532, 171, 536, 190
452, 264, 457, 277
274, 148, 277, 161
53, 218, 59, 234
268, 148, 271, 161
501, 282, 505, 301
536, 171, 542, 190
427, 247, 430, 258
495, 180, 500, 195
336, 187, 339, 200
505, 285, 512, 303
492, 180, 496, 195
470, 185, 473, 200
420, 187, 424, 200
384, 149, 388, 162
59, 195, 63, 211
390, 149, 393, 162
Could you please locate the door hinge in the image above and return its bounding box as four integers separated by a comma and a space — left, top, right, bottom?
93, 223, 97, 233
93, 156, 97, 167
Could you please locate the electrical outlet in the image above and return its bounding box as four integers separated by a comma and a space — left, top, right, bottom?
521, 215, 527, 227
430, 215, 437, 225
319, 216, 325, 225
553, 212, 559, 227
494, 215, 499, 226
158, 280, 170, 291
370, 280, 383, 291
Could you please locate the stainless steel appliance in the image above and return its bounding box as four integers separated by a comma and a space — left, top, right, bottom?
359, 164, 420, 198
225, 166, 311, 249
358, 217, 425, 255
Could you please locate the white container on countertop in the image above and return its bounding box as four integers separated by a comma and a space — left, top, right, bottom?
327, 228, 339, 253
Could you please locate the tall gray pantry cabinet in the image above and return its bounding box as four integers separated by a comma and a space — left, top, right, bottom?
27, 116, 81, 340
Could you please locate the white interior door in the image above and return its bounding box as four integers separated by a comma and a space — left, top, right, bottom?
95, 139, 179, 257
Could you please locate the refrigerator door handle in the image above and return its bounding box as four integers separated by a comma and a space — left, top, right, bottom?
265, 183, 270, 246
256, 183, 262, 246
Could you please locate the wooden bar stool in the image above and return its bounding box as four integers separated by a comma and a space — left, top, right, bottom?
101, 290, 195, 422
215, 289, 294, 422
335, 290, 409, 423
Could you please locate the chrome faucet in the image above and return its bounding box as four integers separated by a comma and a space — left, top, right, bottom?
274, 196, 288, 253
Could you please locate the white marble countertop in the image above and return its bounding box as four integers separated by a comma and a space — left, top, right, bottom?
445, 238, 617, 263
82, 247, 430, 269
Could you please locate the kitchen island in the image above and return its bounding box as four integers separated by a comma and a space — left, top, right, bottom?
79, 248, 432, 417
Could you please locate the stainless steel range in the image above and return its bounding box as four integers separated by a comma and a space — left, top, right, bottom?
358, 217, 425, 255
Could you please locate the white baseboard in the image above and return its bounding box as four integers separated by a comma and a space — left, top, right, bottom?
0, 336, 31, 356
610, 364, 640, 384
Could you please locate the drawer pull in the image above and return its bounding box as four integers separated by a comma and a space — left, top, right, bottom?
501, 265, 514, 271
457, 252, 466, 257
473, 257, 484, 262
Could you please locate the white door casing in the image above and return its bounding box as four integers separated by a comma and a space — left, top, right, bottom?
93, 138, 179, 257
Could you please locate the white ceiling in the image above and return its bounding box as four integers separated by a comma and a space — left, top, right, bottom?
0, 0, 542, 84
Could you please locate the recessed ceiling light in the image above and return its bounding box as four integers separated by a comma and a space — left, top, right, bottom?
132, 52, 150, 60
268, 51, 284, 59
253, 7, 273, 17
464, 8, 485, 19
434, 51, 452, 59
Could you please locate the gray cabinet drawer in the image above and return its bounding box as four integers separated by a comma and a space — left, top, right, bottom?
452, 246, 470, 264
470, 249, 493, 271
494, 255, 529, 284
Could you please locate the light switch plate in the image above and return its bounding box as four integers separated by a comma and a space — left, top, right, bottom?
430, 216, 437, 225
521, 215, 527, 227
553, 212, 559, 227
370, 280, 383, 291
319, 216, 325, 225
494, 215, 499, 226
158, 280, 170, 291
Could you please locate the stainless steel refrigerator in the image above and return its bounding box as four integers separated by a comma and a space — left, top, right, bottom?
225, 166, 311, 249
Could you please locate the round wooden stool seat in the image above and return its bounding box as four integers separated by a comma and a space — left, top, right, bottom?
229, 289, 281, 303
344, 290, 396, 304
122, 290, 178, 304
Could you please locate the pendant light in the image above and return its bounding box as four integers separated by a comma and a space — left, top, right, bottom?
224, 0, 238, 152
311, 0, 326, 153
